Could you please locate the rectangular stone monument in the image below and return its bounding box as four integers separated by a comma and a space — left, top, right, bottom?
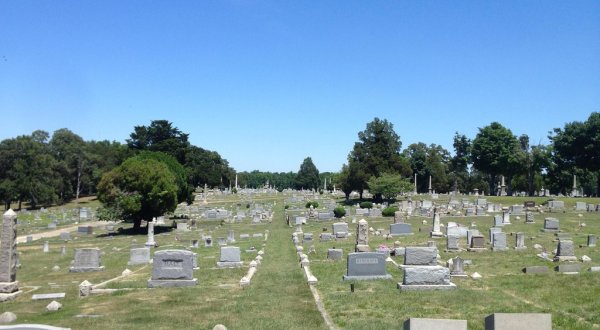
523, 266, 549, 274
343, 252, 392, 280
548, 200, 564, 211
494, 215, 504, 227
525, 212, 535, 224
227, 230, 236, 244
303, 233, 313, 242
543, 218, 559, 232
217, 237, 227, 246
489, 227, 502, 243
319, 233, 333, 242
239, 234, 250, 240
484, 313, 551, 330
69, 248, 104, 272
368, 208, 382, 217
403, 247, 438, 266
216, 246, 243, 268
588, 234, 597, 247
148, 250, 197, 287
575, 202, 587, 211
446, 235, 460, 251
295, 216, 305, 225
510, 205, 525, 215
176, 222, 188, 231
128, 247, 151, 265
390, 223, 413, 236
492, 232, 508, 251
556, 263, 581, 273
515, 232, 527, 250
204, 236, 213, 247
0, 210, 20, 302
332, 222, 349, 238
398, 266, 456, 291
554, 240, 576, 261
327, 248, 343, 261
468, 235, 486, 252
403, 318, 467, 330
77, 226, 93, 234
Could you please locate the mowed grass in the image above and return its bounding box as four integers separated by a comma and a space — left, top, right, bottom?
2, 194, 600, 329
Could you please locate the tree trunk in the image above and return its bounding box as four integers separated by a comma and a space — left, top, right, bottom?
527, 167, 534, 196
489, 174, 496, 196
18, 200, 22, 211
133, 219, 141, 231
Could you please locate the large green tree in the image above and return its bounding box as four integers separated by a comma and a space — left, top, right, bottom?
403, 143, 450, 193
367, 173, 413, 201
49, 128, 89, 201
346, 118, 411, 198
97, 156, 178, 229
471, 122, 522, 195
551, 112, 600, 196
448, 132, 471, 193
294, 157, 320, 190
127, 120, 190, 164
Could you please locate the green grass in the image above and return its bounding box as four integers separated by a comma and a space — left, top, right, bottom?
1, 195, 600, 329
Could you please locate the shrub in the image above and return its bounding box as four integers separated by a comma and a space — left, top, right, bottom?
333, 206, 346, 218
382, 206, 398, 217
360, 201, 373, 209
305, 201, 319, 209
285, 205, 289, 209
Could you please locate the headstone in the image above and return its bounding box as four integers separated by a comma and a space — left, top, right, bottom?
510, 205, 525, 215
492, 232, 508, 251
523, 266, 549, 274
404, 247, 438, 266
59, 232, 71, 241
0, 209, 20, 302
227, 230, 236, 244
205, 236, 213, 247
489, 227, 502, 242
128, 247, 151, 265
355, 219, 369, 252
148, 250, 197, 287
327, 248, 343, 261
493, 215, 504, 227
468, 235, 486, 251
343, 252, 392, 280
145, 221, 157, 247
190, 239, 199, 248
217, 237, 227, 246
394, 211, 404, 223
431, 209, 443, 238
554, 240, 576, 261
450, 256, 467, 277
47, 222, 57, 229
303, 233, 313, 242
398, 266, 456, 291
588, 234, 597, 247
176, 222, 188, 231
368, 208, 382, 217
524, 201, 536, 208
403, 318, 467, 330
239, 234, 250, 240
575, 202, 587, 211
43, 241, 50, 253
446, 235, 459, 251
332, 222, 349, 238
216, 246, 243, 268
543, 218, 559, 232
77, 226, 93, 235
556, 263, 581, 273
69, 248, 104, 272
525, 212, 535, 224
390, 223, 413, 236
502, 207, 511, 224
548, 200, 564, 211
319, 233, 333, 242
484, 313, 551, 330
515, 232, 527, 250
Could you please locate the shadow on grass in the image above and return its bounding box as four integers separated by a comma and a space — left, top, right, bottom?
96, 224, 174, 238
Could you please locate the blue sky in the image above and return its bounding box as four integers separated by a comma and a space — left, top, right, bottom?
1, 1, 599, 172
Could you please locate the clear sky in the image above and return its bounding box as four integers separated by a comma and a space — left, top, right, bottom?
1, 1, 599, 173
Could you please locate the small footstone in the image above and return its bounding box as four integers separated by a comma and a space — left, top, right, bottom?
213, 325, 228, 330
46, 300, 62, 311
0, 312, 16, 324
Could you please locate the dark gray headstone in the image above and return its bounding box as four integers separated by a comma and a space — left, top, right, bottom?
390, 223, 413, 236
148, 250, 197, 287
70, 248, 104, 272
404, 247, 438, 266
343, 252, 391, 280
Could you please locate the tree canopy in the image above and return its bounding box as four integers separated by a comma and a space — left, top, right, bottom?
294, 157, 320, 190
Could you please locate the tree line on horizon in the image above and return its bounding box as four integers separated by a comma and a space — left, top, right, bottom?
1, 113, 599, 215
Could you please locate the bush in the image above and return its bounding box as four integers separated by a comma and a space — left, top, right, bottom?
382, 206, 398, 217
305, 201, 319, 209
284, 205, 289, 209
333, 206, 346, 218
360, 201, 373, 209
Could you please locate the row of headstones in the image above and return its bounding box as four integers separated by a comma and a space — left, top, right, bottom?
340, 247, 457, 291
403, 313, 552, 330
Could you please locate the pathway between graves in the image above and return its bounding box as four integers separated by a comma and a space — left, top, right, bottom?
15, 221, 105, 244
231, 210, 330, 330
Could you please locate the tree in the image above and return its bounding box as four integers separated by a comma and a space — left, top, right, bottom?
0, 133, 61, 209
403, 143, 450, 193
471, 122, 522, 195
367, 173, 412, 202
551, 112, 600, 196
185, 146, 235, 188
347, 118, 411, 198
135, 151, 192, 204
49, 128, 89, 201
335, 164, 355, 201
295, 157, 320, 190
97, 156, 178, 229
127, 120, 190, 163
449, 132, 471, 193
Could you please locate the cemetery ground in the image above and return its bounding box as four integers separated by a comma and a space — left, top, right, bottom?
2, 195, 600, 329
